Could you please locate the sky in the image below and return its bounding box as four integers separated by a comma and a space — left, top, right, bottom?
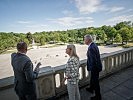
0, 0, 133, 33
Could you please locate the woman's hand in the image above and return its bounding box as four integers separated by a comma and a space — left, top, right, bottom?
61, 77, 67, 85
61, 76, 71, 85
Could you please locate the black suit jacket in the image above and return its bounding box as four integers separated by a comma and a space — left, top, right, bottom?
11, 53, 38, 95
87, 42, 102, 72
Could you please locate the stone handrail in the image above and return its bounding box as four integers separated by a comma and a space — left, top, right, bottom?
0, 47, 133, 100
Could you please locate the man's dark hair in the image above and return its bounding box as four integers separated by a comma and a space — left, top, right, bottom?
17, 42, 27, 51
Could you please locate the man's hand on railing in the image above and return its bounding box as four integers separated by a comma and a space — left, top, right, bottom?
34, 62, 41, 73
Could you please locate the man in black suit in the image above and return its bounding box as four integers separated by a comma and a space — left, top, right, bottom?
84, 35, 102, 100
11, 42, 41, 100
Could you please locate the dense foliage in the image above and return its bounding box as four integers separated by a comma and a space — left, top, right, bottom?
0, 21, 133, 53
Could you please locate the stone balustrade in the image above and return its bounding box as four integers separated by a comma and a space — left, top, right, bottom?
0, 47, 133, 100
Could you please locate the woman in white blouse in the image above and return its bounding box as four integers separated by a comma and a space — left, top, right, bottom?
62, 44, 81, 100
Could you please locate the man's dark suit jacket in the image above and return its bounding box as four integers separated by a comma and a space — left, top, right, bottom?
87, 42, 102, 72
11, 53, 38, 95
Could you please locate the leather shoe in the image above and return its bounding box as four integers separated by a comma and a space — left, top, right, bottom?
91, 95, 101, 100
86, 87, 94, 94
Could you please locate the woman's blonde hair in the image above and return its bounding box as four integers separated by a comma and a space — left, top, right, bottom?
67, 44, 79, 59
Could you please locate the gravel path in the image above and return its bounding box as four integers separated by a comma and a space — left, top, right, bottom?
0, 44, 123, 79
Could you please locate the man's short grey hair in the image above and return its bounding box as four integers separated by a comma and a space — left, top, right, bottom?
84, 34, 93, 41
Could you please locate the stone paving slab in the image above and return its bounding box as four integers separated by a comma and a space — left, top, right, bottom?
112, 85, 133, 100
100, 84, 111, 94
100, 79, 119, 90
107, 74, 129, 85
102, 91, 126, 100
122, 78, 133, 90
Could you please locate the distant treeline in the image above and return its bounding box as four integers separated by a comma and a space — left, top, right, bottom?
0, 21, 133, 53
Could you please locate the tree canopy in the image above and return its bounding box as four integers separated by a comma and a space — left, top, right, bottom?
0, 21, 133, 53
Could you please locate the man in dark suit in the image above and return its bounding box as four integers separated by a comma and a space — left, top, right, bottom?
84, 35, 102, 100
11, 42, 41, 100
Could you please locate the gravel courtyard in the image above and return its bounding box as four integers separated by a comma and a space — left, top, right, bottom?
0, 44, 123, 79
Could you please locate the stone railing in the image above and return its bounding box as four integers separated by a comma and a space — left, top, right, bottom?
0, 47, 133, 100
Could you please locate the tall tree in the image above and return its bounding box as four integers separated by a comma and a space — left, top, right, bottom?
102, 26, 116, 44
114, 33, 122, 43
26, 32, 33, 44
54, 32, 60, 42
60, 32, 68, 44
40, 36, 46, 45
114, 21, 131, 30
118, 27, 131, 44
